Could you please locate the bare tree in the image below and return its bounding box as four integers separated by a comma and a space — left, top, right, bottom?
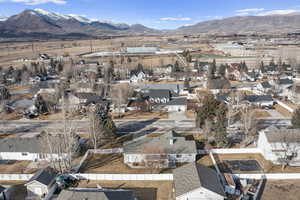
88, 104, 116, 149
242, 107, 257, 142
142, 143, 166, 170
272, 130, 300, 171
111, 84, 133, 118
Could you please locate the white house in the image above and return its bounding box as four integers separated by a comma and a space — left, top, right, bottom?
25, 167, 58, 198
123, 131, 197, 168
130, 71, 146, 83
166, 97, 187, 112
258, 126, 300, 166
174, 162, 226, 200
142, 89, 171, 104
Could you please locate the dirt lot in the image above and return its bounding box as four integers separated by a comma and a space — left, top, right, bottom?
261, 180, 300, 200
0, 160, 37, 174
79, 154, 170, 174
78, 180, 174, 200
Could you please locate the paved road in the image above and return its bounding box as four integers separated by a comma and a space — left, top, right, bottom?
0, 117, 291, 137
0, 119, 197, 136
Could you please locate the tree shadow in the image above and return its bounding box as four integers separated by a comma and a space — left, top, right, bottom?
116, 118, 160, 135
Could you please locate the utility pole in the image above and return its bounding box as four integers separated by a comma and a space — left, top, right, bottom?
90, 40, 93, 53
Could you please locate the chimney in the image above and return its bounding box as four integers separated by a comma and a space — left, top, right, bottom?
170, 138, 176, 145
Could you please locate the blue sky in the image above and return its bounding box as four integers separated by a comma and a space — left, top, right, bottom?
1, 0, 300, 29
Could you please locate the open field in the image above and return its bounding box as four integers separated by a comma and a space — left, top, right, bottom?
78, 180, 174, 200
0, 36, 212, 67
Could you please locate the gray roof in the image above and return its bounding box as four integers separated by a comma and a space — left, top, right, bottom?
142, 89, 171, 99
123, 130, 197, 154
166, 97, 187, 106
0, 135, 77, 154
245, 95, 273, 103
264, 126, 300, 143
57, 189, 135, 200
260, 81, 272, 88
139, 84, 183, 94
278, 78, 293, 85
0, 185, 5, 193
173, 162, 225, 197
27, 167, 57, 186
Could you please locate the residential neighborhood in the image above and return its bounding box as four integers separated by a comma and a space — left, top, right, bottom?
2, 2, 300, 200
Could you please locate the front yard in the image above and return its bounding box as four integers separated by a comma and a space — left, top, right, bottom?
0, 160, 37, 174
79, 153, 171, 174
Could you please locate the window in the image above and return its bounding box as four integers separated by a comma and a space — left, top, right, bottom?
22, 152, 28, 156
176, 155, 182, 158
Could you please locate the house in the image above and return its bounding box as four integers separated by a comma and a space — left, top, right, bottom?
258, 126, 300, 166
142, 89, 171, 104
57, 188, 136, 200
139, 84, 183, 95
256, 81, 272, 93
130, 70, 146, 83
123, 130, 197, 168
244, 95, 274, 108
173, 162, 226, 200
166, 97, 187, 112
0, 134, 81, 161
68, 92, 108, 109
276, 78, 293, 90
25, 167, 58, 198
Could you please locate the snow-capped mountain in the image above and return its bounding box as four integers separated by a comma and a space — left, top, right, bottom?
0, 17, 7, 22
0, 8, 159, 38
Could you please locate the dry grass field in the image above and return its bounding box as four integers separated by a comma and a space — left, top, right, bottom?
78, 180, 174, 200
261, 180, 300, 200
0, 35, 212, 68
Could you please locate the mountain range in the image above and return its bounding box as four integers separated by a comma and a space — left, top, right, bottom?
2, 9, 300, 38
0, 9, 159, 38
176, 14, 300, 34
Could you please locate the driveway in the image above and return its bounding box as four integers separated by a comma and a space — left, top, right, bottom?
168, 111, 188, 121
